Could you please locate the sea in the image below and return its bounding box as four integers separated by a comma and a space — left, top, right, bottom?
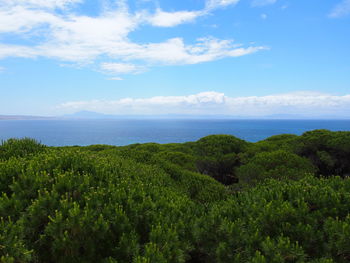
0, 119, 349, 146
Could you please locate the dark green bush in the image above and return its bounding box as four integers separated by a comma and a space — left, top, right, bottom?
194, 135, 247, 185
192, 176, 350, 262
1, 131, 350, 262
152, 151, 197, 172
195, 134, 247, 156
237, 150, 316, 185
296, 130, 350, 177
0, 138, 46, 160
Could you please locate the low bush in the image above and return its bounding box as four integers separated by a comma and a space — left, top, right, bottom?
1, 131, 350, 262
0, 138, 45, 160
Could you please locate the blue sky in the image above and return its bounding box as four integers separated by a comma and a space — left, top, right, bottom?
0, 0, 349, 117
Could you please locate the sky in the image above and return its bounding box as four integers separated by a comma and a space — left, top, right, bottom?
0, 0, 349, 117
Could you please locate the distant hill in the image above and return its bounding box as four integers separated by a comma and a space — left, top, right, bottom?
0, 115, 54, 120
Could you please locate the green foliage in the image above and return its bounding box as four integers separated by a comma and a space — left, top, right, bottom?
0, 219, 32, 262
1, 131, 350, 262
195, 134, 247, 156
0, 148, 203, 262
196, 153, 239, 185
245, 134, 299, 158
153, 151, 196, 172
0, 138, 46, 160
297, 130, 350, 177
237, 150, 316, 185
194, 135, 247, 185
192, 176, 350, 262
83, 144, 115, 152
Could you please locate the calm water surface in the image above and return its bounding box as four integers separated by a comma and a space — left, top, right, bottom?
0, 119, 349, 146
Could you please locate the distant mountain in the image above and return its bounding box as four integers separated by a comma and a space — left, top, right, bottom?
0, 115, 54, 120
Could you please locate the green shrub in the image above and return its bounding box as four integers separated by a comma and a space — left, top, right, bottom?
1, 132, 350, 262
297, 130, 350, 177
0, 138, 46, 160
194, 135, 247, 185
191, 176, 350, 262
237, 150, 316, 186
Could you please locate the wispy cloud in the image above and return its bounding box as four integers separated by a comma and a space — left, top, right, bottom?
206, 0, 240, 9
0, 44, 38, 59
146, 9, 204, 27
251, 0, 277, 7
100, 63, 144, 75
0, 0, 264, 77
261, 13, 267, 19
1, 0, 82, 9
108, 77, 123, 81
329, 0, 350, 18
126, 38, 266, 65
57, 91, 350, 117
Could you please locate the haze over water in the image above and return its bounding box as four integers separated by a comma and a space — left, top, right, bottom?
0, 119, 349, 146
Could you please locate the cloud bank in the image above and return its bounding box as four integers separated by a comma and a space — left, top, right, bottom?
57, 91, 350, 117
0, 0, 265, 77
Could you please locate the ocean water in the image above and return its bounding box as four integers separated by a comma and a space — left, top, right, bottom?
0, 119, 349, 146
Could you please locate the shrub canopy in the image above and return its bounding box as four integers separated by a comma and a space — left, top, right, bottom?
1, 131, 350, 262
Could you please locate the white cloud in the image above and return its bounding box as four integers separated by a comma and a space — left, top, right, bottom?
251, 0, 277, 7
206, 0, 240, 9
0, 0, 82, 9
58, 92, 228, 115
127, 38, 265, 65
0, 66, 4, 72
329, 0, 350, 18
147, 9, 204, 27
57, 91, 350, 117
0, 0, 265, 75
108, 77, 123, 81
0, 6, 59, 33
0, 44, 38, 59
100, 63, 143, 74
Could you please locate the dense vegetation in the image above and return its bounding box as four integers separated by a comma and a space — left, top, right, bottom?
1, 130, 350, 262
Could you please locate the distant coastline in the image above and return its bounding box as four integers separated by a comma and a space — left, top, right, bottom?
0, 115, 56, 120
1, 111, 350, 120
